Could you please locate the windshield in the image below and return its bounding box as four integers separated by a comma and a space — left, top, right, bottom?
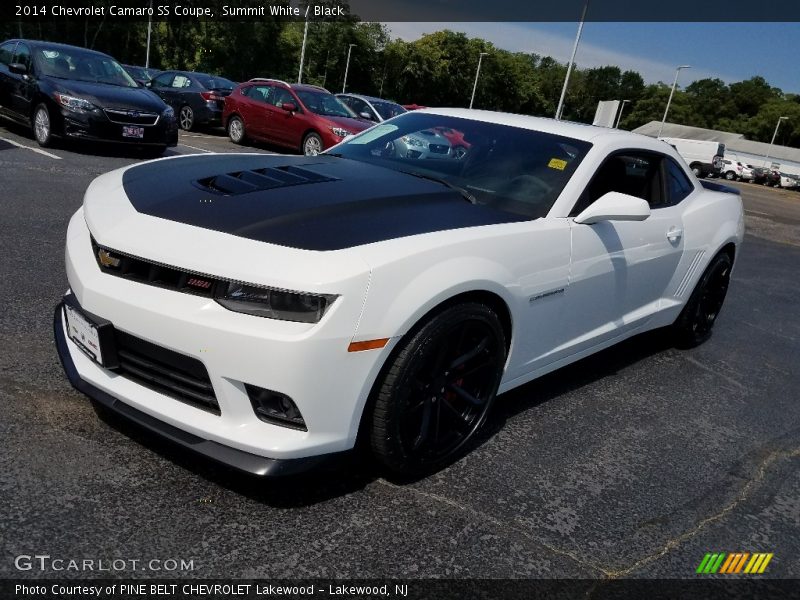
196, 75, 235, 90
328, 113, 591, 219
35, 47, 137, 87
372, 101, 406, 121
296, 90, 355, 117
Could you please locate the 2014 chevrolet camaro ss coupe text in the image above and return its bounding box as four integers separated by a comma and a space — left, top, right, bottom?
54, 109, 744, 476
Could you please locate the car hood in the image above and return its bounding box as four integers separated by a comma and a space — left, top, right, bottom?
86, 153, 524, 254
322, 115, 373, 133
47, 77, 166, 112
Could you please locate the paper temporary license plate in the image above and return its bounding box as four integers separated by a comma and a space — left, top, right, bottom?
64, 304, 103, 365
122, 125, 144, 138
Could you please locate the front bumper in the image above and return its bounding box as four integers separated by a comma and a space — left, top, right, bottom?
60, 108, 178, 147
54, 302, 336, 476
57, 208, 389, 475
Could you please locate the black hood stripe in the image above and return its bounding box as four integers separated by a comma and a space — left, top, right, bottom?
121, 154, 526, 251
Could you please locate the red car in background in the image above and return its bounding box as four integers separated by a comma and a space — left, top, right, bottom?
223, 79, 372, 155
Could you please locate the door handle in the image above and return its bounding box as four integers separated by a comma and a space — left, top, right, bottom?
666, 227, 683, 242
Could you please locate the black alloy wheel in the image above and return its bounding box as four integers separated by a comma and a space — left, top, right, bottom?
674, 252, 732, 348
369, 302, 506, 476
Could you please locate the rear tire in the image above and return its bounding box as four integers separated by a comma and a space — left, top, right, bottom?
368, 302, 506, 476
691, 165, 702, 178
725, 171, 736, 180
673, 252, 732, 348
227, 116, 246, 144
33, 103, 54, 147
179, 105, 195, 131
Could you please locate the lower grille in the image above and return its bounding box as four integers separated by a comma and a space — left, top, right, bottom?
115, 330, 219, 414
104, 109, 159, 126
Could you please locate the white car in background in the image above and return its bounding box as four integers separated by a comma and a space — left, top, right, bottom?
55, 109, 745, 477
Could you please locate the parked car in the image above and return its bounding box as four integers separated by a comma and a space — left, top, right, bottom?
0, 39, 177, 152
148, 70, 235, 130
223, 78, 372, 155
123, 64, 160, 86
752, 167, 781, 187
778, 172, 798, 189
719, 157, 745, 181
336, 93, 406, 122
740, 163, 755, 182
659, 137, 725, 178
402, 103, 427, 111
55, 108, 744, 477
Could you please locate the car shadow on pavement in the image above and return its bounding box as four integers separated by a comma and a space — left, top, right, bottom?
92, 328, 676, 506
92, 401, 379, 507
488, 327, 676, 430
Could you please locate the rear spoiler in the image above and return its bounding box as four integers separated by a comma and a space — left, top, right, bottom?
700, 180, 741, 195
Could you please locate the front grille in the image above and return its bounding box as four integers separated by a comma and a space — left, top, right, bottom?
92, 238, 223, 298
194, 165, 338, 196
115, 330, 220, 414
429, 144, 450, 154
104, 109, 159, 126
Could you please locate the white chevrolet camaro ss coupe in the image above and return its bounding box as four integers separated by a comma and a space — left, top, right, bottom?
55, 108, 744, 476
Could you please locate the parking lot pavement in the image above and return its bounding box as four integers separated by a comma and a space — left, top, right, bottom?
1, 129, 798, 579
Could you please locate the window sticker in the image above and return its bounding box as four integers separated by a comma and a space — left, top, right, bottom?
548, 158, 568, 170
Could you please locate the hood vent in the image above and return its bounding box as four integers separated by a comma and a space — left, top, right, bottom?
194, 165, 338, 196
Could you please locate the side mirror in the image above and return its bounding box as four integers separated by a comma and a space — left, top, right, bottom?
281, 102, 297, 113
574, 191, 650, 225
359, 111, 374, 121
9, 62, 27, 75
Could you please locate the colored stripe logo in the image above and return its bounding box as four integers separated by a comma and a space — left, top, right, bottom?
696, 552, 773, 574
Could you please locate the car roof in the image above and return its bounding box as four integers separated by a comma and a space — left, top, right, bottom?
339, 93, 400, 104
5, 39, 113, 58
415, 108, 650, 143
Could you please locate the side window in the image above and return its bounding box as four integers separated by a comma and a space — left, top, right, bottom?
0, 42, 16, 66
249, 85, 272, 103
171, 74, 191, 88
664, 158, 694, 205
268, 87, 295, 108
571, 152, 664, 216
151, 73, 173, 88
12, 43, 31, 70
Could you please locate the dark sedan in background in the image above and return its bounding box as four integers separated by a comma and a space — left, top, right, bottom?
0, 39, 177, 154
148, 70, 235, 131
123, 64, 161, 86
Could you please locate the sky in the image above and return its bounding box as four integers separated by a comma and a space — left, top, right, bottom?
385, 22, 800, 94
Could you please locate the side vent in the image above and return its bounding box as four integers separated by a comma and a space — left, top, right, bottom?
194, 165, 338, 196
675, 251, 706, 298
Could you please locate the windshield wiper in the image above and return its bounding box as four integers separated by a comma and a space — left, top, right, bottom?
400, 170, 477, 204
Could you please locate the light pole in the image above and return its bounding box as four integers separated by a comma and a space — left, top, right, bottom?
763, 116, 788, 167
555, 0, 589, 120
469, 52, 489, 109
145, 0, 153, 68
658, 65, 691, 137
342, 44, 356, 93
297, 20, 309, 83
614, 99, 630, 129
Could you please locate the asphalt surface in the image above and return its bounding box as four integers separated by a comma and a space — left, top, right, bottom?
1, 122, 799, 581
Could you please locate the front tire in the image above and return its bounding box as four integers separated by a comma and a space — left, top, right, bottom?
368, 302, 507, 476
33, 104, 54, 147
725, 171, 736, 180
673, 252, 732, 348
227, 116, 246, 144
179, 105, 195, 131
302, 132, 323, 156
691, 165, 703, 178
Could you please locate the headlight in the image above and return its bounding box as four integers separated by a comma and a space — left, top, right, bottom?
216, 282, 337, 323
162, 106, 174, 118
54, 93, 96, 113
330, 127, 351, 138
402, 135, 425, 147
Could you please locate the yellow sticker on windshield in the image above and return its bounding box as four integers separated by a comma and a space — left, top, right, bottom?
548, 158, 567, 170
